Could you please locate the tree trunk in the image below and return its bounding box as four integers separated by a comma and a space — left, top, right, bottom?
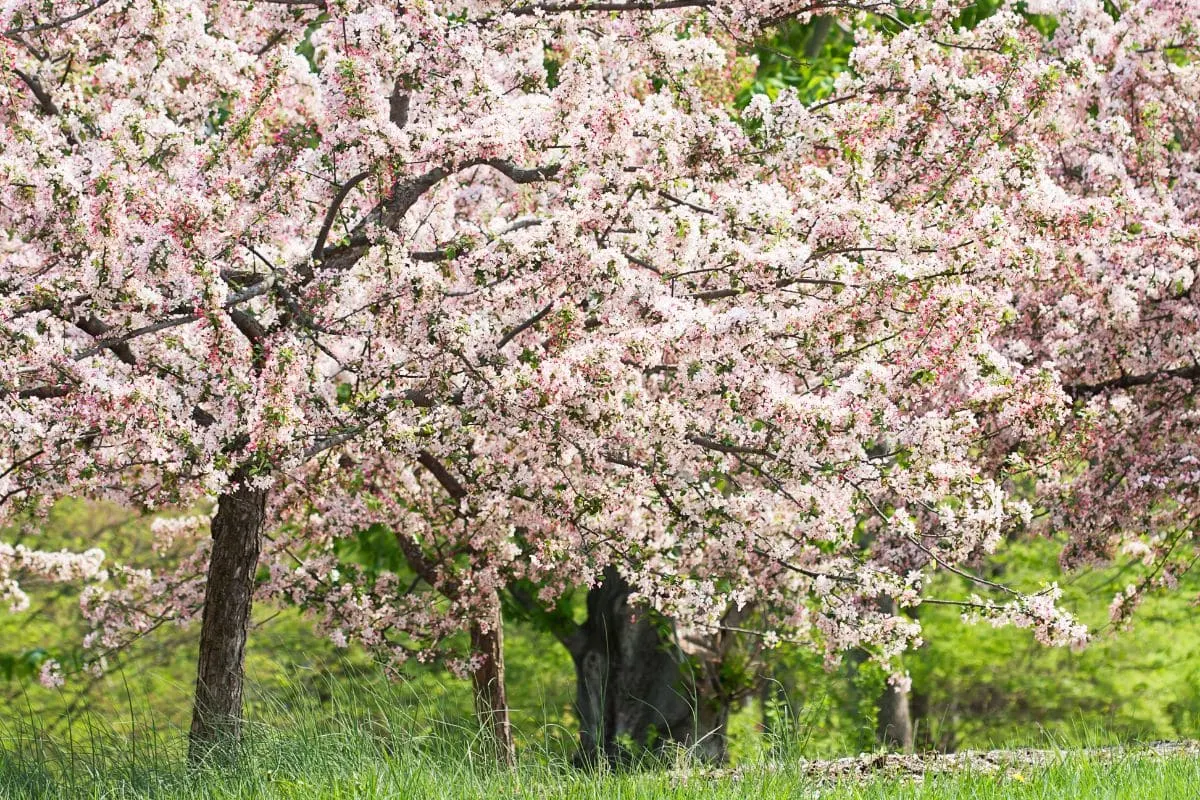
842, 596, 915, 753
876, 675, 914, 752
804, 15, 834, 59
188, 483, 267, 763
470, 597, 515, 766
567, 568, 730, 767
874, 597, 914, 753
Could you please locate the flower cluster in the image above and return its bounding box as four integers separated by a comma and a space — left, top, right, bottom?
0, 543, 106, 612
990, 0, 1200, 617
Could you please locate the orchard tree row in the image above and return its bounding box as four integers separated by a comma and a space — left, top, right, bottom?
1, 0, 1197, 765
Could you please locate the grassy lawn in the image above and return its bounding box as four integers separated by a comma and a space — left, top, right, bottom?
4, 501, 1200, 798
2, 716, 1198, 800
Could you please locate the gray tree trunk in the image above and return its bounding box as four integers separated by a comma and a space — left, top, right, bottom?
188, 483, 267, 763
876, 675, 914, 752
470, 598, 515, 766
842, 596, 915, 753
804, 16, 834, 59
567, 568, 730, 766
874, 597, 913, 753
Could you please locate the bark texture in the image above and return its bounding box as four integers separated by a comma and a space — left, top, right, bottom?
566, 568, 730, 766
188, 483, 267, 763
470, 598, 516, 766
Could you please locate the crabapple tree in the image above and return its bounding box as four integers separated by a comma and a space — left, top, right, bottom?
992, 0, 1200, 625
0, 0, 1138, 764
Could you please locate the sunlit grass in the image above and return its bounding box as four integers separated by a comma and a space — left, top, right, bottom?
2, 695, 1198, 800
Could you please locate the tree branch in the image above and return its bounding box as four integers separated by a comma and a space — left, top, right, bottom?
389, 83, 410, 128
501, 0, 711, 15
11, 68, 78, 146
319, 159, 559, 276
312, 171, 370, 262
686, 433, 772, 458
690, 275, 845, 300
1066, 363, 1200, 399
496, 302, 554, 350
74, 316, 135, 365
70, 279, 273, 361
2, 0, 111, 35
417, 451, 469, 500
393, 531, 460, 598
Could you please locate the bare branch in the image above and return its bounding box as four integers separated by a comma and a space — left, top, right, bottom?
623, 252, 661, 273
71, 315, 198, 362
11, 68, 79, 146
686, 433, 772, 458
389, 82, 410, 128
70, 279, 273, 361
483, 159, 561, 184
312, 171, 370, 262
227, 308, 267, 346
417, 451, 468, 500
1066, 364, 1200, 399
320, 159, 559, 275
496, 302, 554, 350
74, 316, 135, 365
12, 68, 60, 116
393, 530, 460, 598
690, 275, 846, 300
15, 385, 72, 400
501, 0, 711, 15
2, 0, 111, 36
658, 189, 714, 215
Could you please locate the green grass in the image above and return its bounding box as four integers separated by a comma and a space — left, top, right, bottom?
4, 500, 1200, 798
2, 708, 1198, 800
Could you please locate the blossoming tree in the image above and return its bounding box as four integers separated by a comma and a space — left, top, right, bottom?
0, 0, 1151, 765
993, 0, 1200, 624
